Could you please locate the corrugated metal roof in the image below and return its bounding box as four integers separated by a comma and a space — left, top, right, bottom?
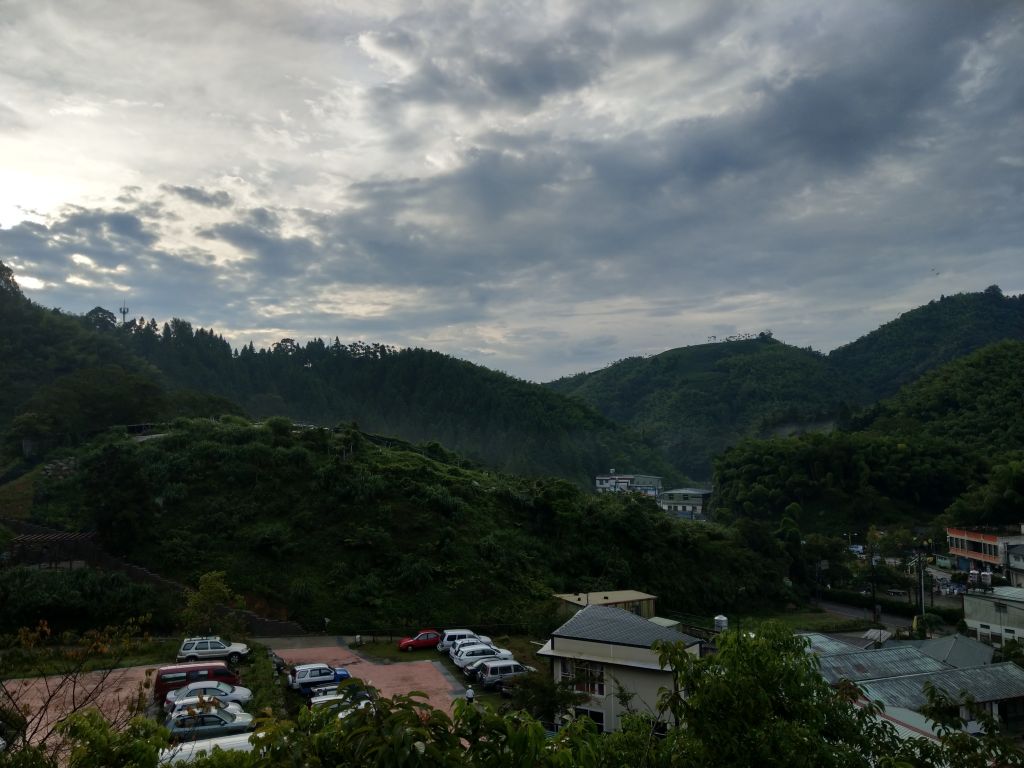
913, 635, 994, 669
818, 646, 948, 684
797, 632, 865, 657
988, 586, 1024, 602
860, 662, 1024, 710
553, 605, 699, 648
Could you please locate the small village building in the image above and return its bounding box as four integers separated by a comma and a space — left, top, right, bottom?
538, 605, 701, 733
656, 488, 712, 520
963, 586, 1024, 646
553, 590, 657, 619
1008, 545, 1024, 588
594, 471, 662, 497
859, 663, 1024, 729
945, 526, 1024, 574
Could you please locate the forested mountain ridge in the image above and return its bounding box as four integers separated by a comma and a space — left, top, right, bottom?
548, 288, 1024, 480
547, 336, 849, 479
0, 260, 673, 486
828, 286, 1024, 402
0, 264, 239, 457
712, 339, 1024, 532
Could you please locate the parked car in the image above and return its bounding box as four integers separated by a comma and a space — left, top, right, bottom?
177, 636, 250, 665
166, 695, 245, 719
166, 709, 254, 743
288, 663, 351, 695
453, 645, 512, 669
448, 636, 493, 660
477, 660, 534, 690
463, 656, 503, 681
165, 681, 253, 713
159, 733, 259, 765
398, 629, 442, 652
310, 694, 374, 719
152, 662, 240, 703
437, 629, 490, 653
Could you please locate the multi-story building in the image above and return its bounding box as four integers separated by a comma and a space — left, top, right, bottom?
594, 471, 662, 497
964, 586, 1024, 647
945, 526, 1024, 574
538, 605, 701, 733
657, 488, 712, 520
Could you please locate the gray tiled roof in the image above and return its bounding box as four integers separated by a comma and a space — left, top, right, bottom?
817, 646, 948, 684
860, 662, 1024, 710
552, 605, 699, 648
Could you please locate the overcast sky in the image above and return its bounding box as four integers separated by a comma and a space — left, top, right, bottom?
1, 1, 1022, 381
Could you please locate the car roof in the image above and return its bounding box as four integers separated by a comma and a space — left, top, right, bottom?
443, 629, 474, 635
158, 661, 230, 673
182, 635, 223, 642
455, 643, 495, 654
293, 663, 335, 671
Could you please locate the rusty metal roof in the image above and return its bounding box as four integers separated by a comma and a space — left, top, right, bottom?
818, 645, 948, 684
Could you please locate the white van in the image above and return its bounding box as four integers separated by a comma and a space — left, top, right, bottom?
477, 659, 534, 689
158, 732, 257, 764
438, 629, 490, 653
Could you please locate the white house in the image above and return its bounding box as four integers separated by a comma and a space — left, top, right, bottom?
537, 605, 701, 733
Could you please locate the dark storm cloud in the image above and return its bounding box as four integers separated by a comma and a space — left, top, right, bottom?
161, 184, 234, 208
3, 0, 1023, 380
198, 208, 317, 278
366, 4, 615, 114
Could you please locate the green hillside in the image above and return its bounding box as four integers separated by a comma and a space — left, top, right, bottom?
0, 259, 673, 487
116, 326, 677, 487
853, 339, 1024, 457
0, 263, 238, 458
713, 339, 1024, 532
30, 418, 793, 629
548, 336, 848, 480
828, 287, 1024, 402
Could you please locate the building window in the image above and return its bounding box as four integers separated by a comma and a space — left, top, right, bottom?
996, 603, 1008, 614
561, 659, 605, 696
574, 708, 605, 731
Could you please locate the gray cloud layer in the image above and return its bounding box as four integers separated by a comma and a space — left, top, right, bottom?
0, 1, 1022, 380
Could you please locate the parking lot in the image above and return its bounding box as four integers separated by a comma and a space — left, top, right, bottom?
8, 635, 467, 750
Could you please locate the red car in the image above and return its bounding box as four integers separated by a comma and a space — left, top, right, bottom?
398, 629, 442, 652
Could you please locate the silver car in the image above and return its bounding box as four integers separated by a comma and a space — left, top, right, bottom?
452, 645, 513, 669
165, 681, 253, 713
177, 636, 250, 665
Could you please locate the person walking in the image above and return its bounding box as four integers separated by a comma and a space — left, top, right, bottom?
465, 685, 475, 704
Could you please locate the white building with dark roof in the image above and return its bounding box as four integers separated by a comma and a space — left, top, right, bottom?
538, 605, 701, 733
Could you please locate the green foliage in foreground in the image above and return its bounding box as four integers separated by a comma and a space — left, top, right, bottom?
2, 624, 1020, 767
31, 418, 792, 629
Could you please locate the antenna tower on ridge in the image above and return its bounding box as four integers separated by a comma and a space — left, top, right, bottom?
119, 298, 130, 325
